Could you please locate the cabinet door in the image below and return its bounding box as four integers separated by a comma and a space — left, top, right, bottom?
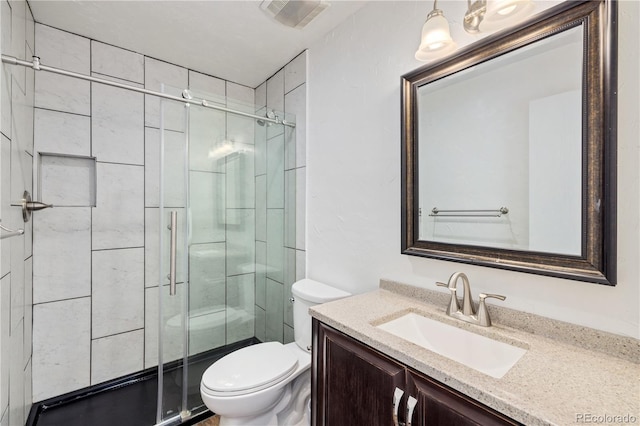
313, 320, 406, 426
406, 369, 521, 426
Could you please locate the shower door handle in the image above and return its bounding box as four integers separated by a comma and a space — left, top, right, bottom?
169, 211, 177, 296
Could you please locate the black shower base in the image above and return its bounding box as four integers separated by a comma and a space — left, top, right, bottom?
27, 338, 259, 426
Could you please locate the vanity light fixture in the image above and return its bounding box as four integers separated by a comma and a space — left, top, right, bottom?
464, 0, 535, 33
417, 0, 534, 61
415, 0, 457, 61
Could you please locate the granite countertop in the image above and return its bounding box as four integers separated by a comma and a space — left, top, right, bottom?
310, 280, 640, 426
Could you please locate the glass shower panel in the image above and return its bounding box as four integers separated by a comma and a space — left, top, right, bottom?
156, 83, 297, 421
184, 89, 297, 414
282, 111, 298, 344
157, 93, 189, 424
220, 91, 257, 346
186, 91, 228, 360
262, 109, 297, 344
181, 88, 262, 416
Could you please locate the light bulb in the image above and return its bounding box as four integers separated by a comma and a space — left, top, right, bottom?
497, 4, 517, 15
482, 0, 535, 32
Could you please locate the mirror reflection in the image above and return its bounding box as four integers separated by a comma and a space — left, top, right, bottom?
417, 25, 583, 256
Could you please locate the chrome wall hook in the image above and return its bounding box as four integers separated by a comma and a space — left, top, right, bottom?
11, 190, 53, 223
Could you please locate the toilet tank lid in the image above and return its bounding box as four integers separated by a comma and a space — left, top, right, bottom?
291, 279, 351, 303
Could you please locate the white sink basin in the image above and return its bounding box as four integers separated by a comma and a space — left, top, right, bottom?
376, 313, 527, 378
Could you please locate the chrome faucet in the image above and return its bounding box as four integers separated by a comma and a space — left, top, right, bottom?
436, 272, 505, 327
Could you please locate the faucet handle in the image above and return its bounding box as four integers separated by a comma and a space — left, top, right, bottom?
477, 293, 505, 327
435, 282, 448, 288
480, 293, 506, 302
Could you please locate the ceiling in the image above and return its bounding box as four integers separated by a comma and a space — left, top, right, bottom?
28, 0, 368, 88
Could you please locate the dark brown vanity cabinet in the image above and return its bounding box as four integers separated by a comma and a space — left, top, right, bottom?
312, 319, 521, 426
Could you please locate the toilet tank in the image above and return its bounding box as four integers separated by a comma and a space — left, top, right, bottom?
291, 279, 351, 352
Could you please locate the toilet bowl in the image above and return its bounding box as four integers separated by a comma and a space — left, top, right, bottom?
200, 279, 350, 426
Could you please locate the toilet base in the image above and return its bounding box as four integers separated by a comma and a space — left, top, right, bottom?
219, 410, 278, 426
217, 372, 310, 426
275, 373, 310, 426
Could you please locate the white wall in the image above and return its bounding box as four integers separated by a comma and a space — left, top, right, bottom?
529, 90, 582, 254
307, 0, 639, 338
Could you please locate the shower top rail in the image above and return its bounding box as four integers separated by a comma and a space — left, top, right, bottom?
1, 54, 295, 128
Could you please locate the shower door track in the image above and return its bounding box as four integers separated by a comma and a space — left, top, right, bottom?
1, 54, 296, 128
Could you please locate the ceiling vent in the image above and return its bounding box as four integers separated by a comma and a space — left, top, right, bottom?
260, 0, 330, 29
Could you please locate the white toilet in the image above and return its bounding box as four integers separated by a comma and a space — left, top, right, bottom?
200, 279, 350, 426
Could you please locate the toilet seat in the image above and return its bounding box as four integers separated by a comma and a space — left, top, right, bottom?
201, 342, 298, 397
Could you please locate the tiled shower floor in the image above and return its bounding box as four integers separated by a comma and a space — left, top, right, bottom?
28, 339, 256, 426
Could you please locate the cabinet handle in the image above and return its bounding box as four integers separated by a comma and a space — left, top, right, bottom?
406, 396, 417, 426
392, 387, 404, 426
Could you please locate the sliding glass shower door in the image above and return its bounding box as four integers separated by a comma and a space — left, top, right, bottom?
157, 93, 190, 425
156, 86, 295, 425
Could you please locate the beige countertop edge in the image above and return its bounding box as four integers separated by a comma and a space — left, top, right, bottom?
310, 288, 640, 426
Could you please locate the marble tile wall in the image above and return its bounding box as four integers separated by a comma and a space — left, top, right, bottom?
0, 0, 35, 424
29, 23, 306, 404
254, 51, 307, 344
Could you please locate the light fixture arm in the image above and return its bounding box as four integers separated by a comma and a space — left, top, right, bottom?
464, 0, 487, 34
427, 8, 444, 20
427, 0, 443, 20
464, 0, 535, 34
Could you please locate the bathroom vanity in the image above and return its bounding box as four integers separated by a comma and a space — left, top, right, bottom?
313, 320, 518, 425
310, 280, 640, 426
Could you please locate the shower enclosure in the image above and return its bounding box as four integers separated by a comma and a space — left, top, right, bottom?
154, 86, 296, 425
1, 46, 298, 425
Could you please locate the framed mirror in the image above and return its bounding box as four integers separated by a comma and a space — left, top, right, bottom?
401, 0, 617, 285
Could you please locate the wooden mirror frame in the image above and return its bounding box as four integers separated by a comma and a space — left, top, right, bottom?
401, 0, 617, 285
